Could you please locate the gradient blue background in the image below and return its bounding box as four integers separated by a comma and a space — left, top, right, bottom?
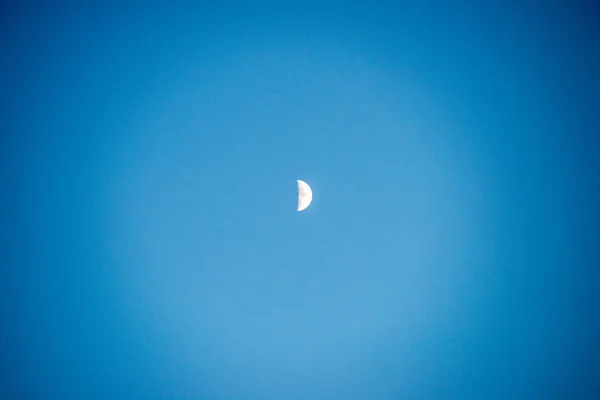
2, 2, 599, 398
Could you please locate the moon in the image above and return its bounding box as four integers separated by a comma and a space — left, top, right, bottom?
297, 180, 313, 211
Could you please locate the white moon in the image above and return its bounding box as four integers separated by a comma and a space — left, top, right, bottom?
297, 180, 313, 211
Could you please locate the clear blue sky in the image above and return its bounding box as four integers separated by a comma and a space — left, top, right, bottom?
2, 2, 599, 399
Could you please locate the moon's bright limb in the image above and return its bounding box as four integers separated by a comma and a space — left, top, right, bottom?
297, 180, 313, 211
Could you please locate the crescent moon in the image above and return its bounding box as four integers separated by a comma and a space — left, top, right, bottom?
297, 180, 313, 211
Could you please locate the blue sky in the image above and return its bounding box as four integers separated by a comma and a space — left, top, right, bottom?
2, 2, 599, 399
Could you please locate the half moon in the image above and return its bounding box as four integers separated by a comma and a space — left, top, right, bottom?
297, 180, 313, 211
